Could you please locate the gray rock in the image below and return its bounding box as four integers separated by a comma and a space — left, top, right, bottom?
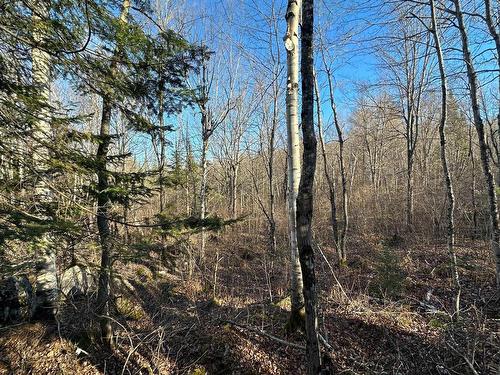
59, 265, 95, 297
32, 244, 58, 320
112, 277, 135, 295
0, 275, 32, 323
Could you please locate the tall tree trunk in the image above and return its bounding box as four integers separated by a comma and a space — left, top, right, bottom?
399, 31, 429, 233
96, 99, 114, 349
406, 111, 417, 231
405, 78, 416, 232
484, 0, 500, 186
322, 55, 348, 264
268, 83, 278, 253
185, 127, 195, 216
230, 164, 238, 220
284, 0, 304, 329
406, 153, 414, 230
199, 134, 208, 262
313, 72, 339, 253
298, 0, 321, 373
318, 39, 348, 263
454, 0, 500, 287
198, 53, 211, 264
469, 126, 479, 238
430, 0, 461, 317
158, 87, 166, 215
157, 84, 168, 263
334, 97, 348, 265
31, 2, 58, 321
96, 0, 130, 349
118, 127, 129, 244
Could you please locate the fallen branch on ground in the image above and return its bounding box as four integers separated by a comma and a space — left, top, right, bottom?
223, 319, 334, 353
318, 333, 333, 351
316, 243, 350, 302
446, 343, 479, 375
222, 319, 306, 350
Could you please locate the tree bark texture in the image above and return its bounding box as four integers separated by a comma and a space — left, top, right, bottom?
298, 0, 321, 373
430, 0, 461, 316
31, 2, 58, 321
284, 0, 304, 325
454, 0, 500, 287
96, 0, 130, 349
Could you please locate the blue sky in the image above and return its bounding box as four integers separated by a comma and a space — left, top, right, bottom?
121, 0, 498, 164
162, 0, 386, 155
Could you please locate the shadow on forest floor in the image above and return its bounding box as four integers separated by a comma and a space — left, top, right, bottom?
1, 234, 499, 374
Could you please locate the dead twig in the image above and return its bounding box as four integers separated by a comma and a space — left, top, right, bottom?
222, 319, 306, 350
446, 343, 479, 375
316, 243, 350, 302
318, 333, 333, 351
224, 319, 333, 353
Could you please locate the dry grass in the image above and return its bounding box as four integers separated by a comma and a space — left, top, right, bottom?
1, 232, 499, 374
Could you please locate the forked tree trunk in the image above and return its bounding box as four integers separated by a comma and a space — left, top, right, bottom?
318, 40, 348, 264
297, 0, 321, 373
254, 81, 279, 254
430, 0, 461, 317
284, 0, 304, 329
31, 2, 58, 321
321, 52, 348, 265
399, 31, 430, 233
453, 0, 500, 287
96, 0, 130, 349
313, 72, 339, 253
333, 94, 348, 265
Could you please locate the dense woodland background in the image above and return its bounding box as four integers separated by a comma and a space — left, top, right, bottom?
1, 0, 500, 374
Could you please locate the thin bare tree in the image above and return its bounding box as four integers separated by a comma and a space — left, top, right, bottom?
196, 48, 234, 262
483, 0, 500, 185
318, 41, 349, 264
379, 13, 432, 231
313, 71, 339, 259
428, 0, 461, 317
452, 0, 500, 287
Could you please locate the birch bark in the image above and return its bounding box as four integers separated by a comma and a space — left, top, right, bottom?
284, 0, 304, 327
31, 2, 58, 321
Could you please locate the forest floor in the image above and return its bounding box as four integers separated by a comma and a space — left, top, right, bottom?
1, 232, 499, 374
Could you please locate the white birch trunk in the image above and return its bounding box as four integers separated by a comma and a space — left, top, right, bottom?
31, 3, 58, 321
284, 0, 304, 326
